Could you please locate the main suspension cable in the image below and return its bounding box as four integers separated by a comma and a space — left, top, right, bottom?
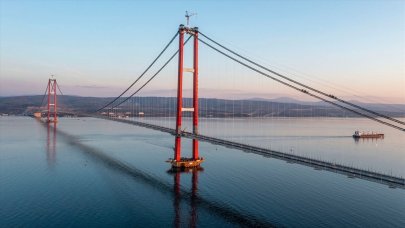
109, 35, 193, 110
198, 37, 405, 132
56, 82, 64, 96
95, 32, 179, 112
199, 32, 405, 126
40, 83, 49, 108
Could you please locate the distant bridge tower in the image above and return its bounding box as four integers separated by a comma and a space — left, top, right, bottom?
47, 78, 58, 123
169, 24, 204, 169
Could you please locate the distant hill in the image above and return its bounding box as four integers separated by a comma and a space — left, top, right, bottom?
250, 97, 405, 113
0, 95, 113, 115
0, 95, 404, 118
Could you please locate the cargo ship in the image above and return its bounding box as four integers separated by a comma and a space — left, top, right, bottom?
353, 130, 384, 138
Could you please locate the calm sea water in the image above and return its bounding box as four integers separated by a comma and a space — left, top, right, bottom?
139, 116, 405, 176
1, 116, 404, 227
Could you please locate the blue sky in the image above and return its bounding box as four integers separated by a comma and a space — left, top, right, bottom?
0, 0, 404, 103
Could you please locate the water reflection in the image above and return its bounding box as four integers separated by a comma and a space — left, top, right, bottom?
38, 121, 275, 227
353, 137, 384, 144
46, 122, 57, 167
169, 168, 202, 228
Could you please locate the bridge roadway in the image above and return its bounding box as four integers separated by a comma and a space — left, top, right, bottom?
94, 115, 405, 189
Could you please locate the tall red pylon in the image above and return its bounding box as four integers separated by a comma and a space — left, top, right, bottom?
47, 78, 58, 123
169, 25, 204, 169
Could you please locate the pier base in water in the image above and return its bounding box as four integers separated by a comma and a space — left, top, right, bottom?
166, 157, 204, 170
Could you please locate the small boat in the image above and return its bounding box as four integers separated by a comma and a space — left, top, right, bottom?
353, 130, 384, 138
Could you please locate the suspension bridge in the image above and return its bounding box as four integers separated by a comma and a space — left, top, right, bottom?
33, 24, 405, 189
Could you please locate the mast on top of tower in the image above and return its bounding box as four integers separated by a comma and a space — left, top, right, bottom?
185, 11, 197, 27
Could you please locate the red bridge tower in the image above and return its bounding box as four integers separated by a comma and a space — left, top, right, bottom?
47, 78, 58, 123
169, 25, 204, 169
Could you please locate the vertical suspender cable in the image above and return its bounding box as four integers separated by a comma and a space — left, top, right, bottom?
95, 32, 179, 112
199, 32, 405, 126
198, 37, 405, 132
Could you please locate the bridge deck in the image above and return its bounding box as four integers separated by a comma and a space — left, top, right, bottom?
96, 116, 405, 189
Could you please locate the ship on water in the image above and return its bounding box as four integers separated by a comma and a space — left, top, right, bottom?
353, 130, 384, 138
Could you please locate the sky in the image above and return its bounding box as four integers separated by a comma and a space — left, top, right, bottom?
0, 0, 404, 103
